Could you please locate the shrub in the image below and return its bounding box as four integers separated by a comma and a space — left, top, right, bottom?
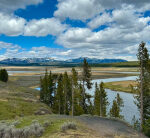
43, 121, 52, 128
0, 121, 44, 138
61, 122, 77, 132
0, 69, 8, 82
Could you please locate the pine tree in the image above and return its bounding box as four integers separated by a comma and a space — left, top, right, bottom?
40, 76, 44, 102
81, 58, 92, 113
94, 83, 100, 116
41, 69, 50, 105
48, 71, 55, 107
110, 100, 120, 118
94, 82, 108, 117
40, 70, 57, 109
74, 83, 84, 115
116, 93, 124, 112
55, 74, 64, 114
109, 93, 123, 119
134, 42, 150, 134
86, 93, 94, 115
82, 58, 92, 89
63, 72, 72, 115
71, 68, 78, 116
0, 69, 8, 82
99, 82, 109, 117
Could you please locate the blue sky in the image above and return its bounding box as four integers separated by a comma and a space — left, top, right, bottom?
0, 0, 150, 60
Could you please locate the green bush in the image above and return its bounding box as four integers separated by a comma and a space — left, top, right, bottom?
0, 69, 8, 82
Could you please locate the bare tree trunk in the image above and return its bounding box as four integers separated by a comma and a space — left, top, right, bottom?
72, 86, 74, 117
82, 80, 86, 112
100, 96, 102, 117
140, 60, 143, 131
59, 100, 61, 115
64, 88, 66, 115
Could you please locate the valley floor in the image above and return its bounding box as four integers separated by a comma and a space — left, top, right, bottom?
0, 66, 143, 138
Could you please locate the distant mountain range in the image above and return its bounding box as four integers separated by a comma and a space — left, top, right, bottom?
66, 57, 127, 64
0, 58, 56, 64
0, 57, 127, 65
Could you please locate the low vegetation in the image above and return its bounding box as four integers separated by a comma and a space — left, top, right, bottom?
0, 120, 44, 138
104, 80, 138, 93
61, 122, 77, 132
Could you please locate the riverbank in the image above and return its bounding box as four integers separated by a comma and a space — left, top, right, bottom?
104, 80, 138, 93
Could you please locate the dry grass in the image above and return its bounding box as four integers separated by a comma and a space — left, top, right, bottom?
47, 127, 100, 138
104, 80, 138, 93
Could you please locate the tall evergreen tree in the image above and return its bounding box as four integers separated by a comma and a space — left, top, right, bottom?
74, 83, 84, 115
94, 82, 108, 117
134, 42, 150, 134
71, 68, 78, 116
40, 76, 44, 102
81, 58, 92, 113
55, 74, 64, 114
94, 83, 100, 116
63, 72, 72, 115
0, 69, 8, 82
41, 69, 50, 105
99, 82, 109, 117
48, 71, 55, 107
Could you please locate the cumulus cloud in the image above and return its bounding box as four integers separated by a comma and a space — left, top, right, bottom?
55, 0, 150, 21
0, 41, 22, 60
0, 13, 68, 36
24, 18, 67, 36
55, 4, 150, 61
88, 12, 113, 29
54, 0, 102, 21
0, 12, 26, 36
0, 0, 150, 60
0, 41, 71, 60
0, 0, 43, 13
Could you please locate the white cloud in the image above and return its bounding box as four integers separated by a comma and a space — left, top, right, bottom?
54, 0, 102, 21
56, 28, 94, 48
0, 41, 21, 50
0, 0, 150, 61
0, 12, 26, 36
24, 18, 68, 36
0, 13, 68, 36
55, 0, 150, 21
55, 4, 150, 61
88, 12, 112, 29
0, 0, 43, 13
0, 41, 71, 60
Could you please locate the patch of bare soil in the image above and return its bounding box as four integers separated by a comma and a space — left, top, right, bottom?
77, 116, 147, 138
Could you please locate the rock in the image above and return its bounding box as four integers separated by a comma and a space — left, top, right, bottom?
34, 108, 52, 115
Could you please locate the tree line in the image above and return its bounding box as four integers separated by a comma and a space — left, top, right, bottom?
40, 59, 124, 118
